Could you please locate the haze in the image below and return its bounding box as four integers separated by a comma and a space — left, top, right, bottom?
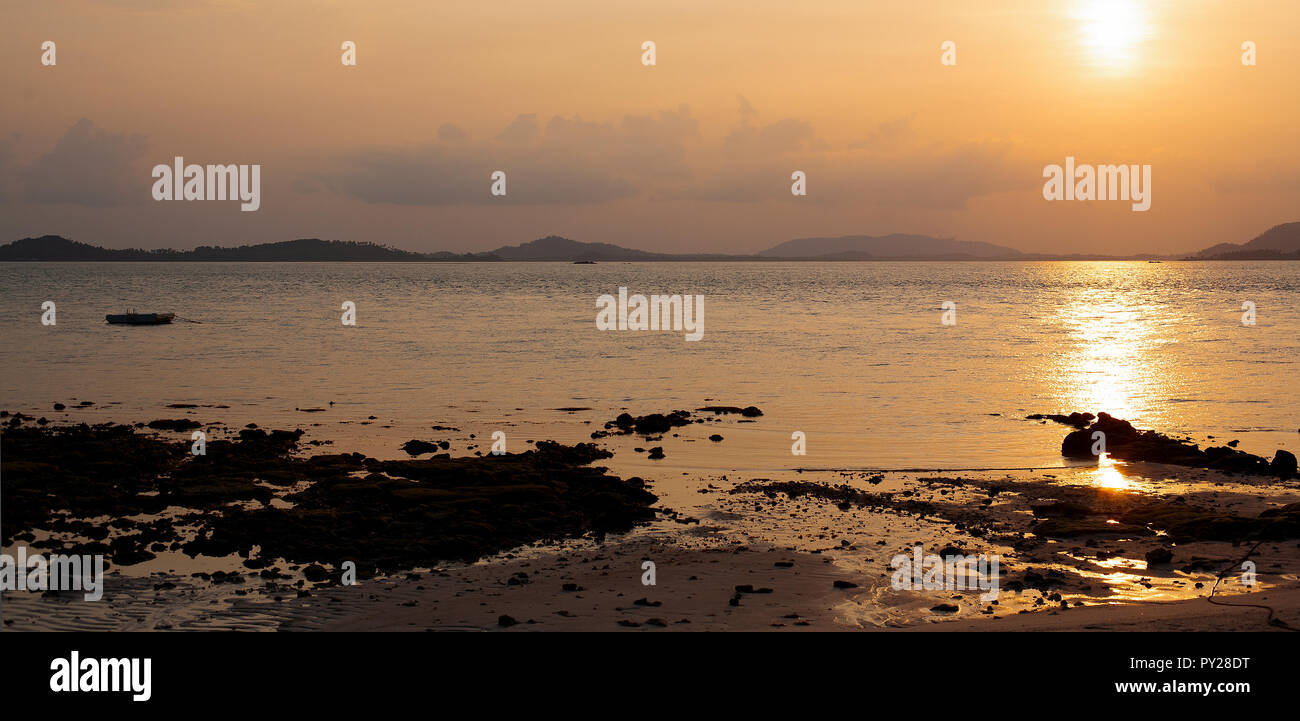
1, 0, 1296, 255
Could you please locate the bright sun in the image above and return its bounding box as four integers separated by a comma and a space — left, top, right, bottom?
1074, 0, 1149, 69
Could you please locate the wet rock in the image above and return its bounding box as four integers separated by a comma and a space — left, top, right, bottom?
1030, 502, 1090, 518
832, 580, 859, 589
1060, 411, 1271, 473
930, 603, 959, 613
709, 434, 724, 442
647, 447, 665, 459
1271, 450, 1297, 478
605, 411, 692, 436
697, 406, 763, 417
4, 423, 659, 575
1144, 547, 1174, 565
498, 614, 519, 628
146, 418, 202, 431
1035, 518, 1153, 538
1027, 412, 1094, 428
302, 564, 330, 582
401, 439, 442, 456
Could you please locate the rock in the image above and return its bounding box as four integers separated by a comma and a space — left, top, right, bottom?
1145, 547, 1174, 565
1036, 518, 1153, 538
53, 403, 65, 411
696, 405, 763, 417
302, 564, 330, 582
146, 418, 201, 431
633, 597, 662, 607
832, 580, 858, 589
647, 447, 665, 459
709, 434, 724, 442
1030, 502, 1090, 518
1271, 450, 1297, 478
930, 603, 959, 613
1027, 412, 1094, 428
1060, 412, 1271, 473
401, 439, 441, 456
607, 411, 693, 435
498, 614, 519, 627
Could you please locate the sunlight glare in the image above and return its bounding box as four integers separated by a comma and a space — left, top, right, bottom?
1073, 0, 1150, 70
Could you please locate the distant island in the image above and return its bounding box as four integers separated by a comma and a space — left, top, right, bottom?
2, 222, 1298, 262
1181, 222, 1300, 260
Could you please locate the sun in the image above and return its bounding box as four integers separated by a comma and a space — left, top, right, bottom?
1073, 0, 1150, 70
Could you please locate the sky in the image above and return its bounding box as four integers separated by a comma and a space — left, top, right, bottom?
1, 0, 1297, 255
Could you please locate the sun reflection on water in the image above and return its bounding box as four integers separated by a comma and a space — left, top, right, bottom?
1092, 453, 1132, 490
1051, 263, 1178, 429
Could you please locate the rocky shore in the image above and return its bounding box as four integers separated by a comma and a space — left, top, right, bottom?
3, 407, 1298, 632
1, 416, 659, 581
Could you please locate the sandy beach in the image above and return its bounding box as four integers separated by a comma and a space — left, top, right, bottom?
5, 404, 1298, 633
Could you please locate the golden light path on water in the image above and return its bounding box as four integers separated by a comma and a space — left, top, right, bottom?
1052, 262, 1175, 489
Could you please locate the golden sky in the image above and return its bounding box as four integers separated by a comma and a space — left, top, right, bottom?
1, 0, 1297, 254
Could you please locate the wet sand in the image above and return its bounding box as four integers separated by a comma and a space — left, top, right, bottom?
4, 408, 1300, 632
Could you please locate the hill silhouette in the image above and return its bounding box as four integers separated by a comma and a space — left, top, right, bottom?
1188, 222, 1300, 259
5, 224, 1298, 262
0, 236, 496, 262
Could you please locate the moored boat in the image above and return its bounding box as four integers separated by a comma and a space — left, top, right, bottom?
105, 312, 176, 325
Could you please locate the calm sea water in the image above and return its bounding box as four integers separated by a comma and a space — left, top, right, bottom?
2, 261, 1297, 472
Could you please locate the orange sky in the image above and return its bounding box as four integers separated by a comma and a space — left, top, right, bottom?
1, 0, 1297, 254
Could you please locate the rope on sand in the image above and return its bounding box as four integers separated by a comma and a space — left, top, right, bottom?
1205, 539, 1298, 631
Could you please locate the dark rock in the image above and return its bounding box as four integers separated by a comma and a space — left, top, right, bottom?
1271, 450, 1297, 478
303, 564, 330, 582
146, 418, 202, 431
1027, 412, 1094, 428
1144, 547, 1174, 565
401, 439, 442, 456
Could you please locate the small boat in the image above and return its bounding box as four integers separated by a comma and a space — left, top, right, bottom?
106, 312, 176, 325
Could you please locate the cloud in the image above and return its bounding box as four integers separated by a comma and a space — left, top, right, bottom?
689, 109, 1032, 208
316, 103, 1030, 210
321, 106, 698, 206
22, 119, 149, 206
1212, 166, 1300, 194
